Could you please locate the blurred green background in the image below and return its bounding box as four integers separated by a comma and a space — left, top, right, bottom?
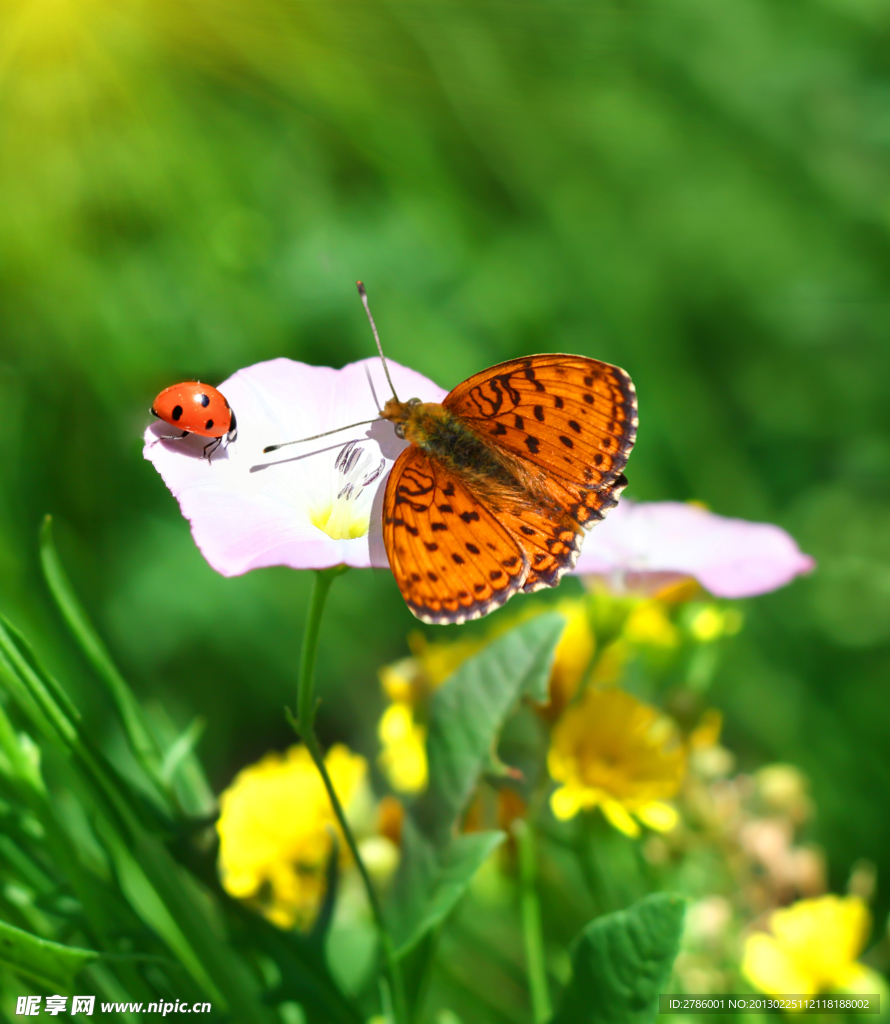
1, 0, 888, 929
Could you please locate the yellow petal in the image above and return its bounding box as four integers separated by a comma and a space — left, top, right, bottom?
742, 933, 818, 997
379, 661, 416, 704
216, 742, 368, 931
220, 868, 260, 899
548, 599, 595, 708
624, 602, 680, 648
689, 605, 725, 643
547, 686, 686, 807
378, 705, 428, 793
551, 786, 588, 821
378, 703, 415, 744
601, 799, 641, 837
636, 801, 679, 833
689, 709, 723, 751
833, 962, 874, 992
265, 904, 297, 930
835, 964, 886, 999
770, 896, 870, 989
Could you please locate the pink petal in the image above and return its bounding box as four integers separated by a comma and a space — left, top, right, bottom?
574, 500, 815, 598
143, 357, 447, 576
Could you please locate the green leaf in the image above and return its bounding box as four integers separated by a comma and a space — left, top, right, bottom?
0, 918, 98, 991
549, 893, 686, 1024
392, 818, 504, 957
416, 613, 565, 841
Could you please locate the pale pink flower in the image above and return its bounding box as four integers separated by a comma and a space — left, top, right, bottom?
146, 360, 813, 599
574, 500, 814, 598
143, 357, 446, 576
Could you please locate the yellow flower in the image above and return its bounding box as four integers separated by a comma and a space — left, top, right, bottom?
379, 632, 485, 706
623, 600, 680, 648
378, 657, 421, 706
547, 686, 686, 837
742, 895, 872, 997
538, 597, 596, 719
216, 744, 367, 930
688, 604, 744, 643
378, 702, 428, 794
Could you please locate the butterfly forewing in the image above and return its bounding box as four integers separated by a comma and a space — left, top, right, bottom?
444, 354, 637, 527
383, 447, 530, 624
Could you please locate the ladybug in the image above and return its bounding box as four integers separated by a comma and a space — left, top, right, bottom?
150, 381, 237, 461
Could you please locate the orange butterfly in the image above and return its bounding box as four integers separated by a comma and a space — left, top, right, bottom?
266, 285, 637, 624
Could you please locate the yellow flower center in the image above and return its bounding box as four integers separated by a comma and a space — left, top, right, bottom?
309, 441, 385, 541
310, 502, 372, 540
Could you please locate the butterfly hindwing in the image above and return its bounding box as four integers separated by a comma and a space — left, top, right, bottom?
382, 446, 530, 624
443, 354, 637, 528
494, 502, 584, 593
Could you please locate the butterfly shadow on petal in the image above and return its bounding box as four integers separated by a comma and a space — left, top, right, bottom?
366, 418, 410, 569
367, 417, 407, 461
248, 436, 374, 475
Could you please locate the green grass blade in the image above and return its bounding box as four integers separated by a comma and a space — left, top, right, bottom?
0, 918, 98, 991
0, 616, 159, 836
145, 704, 215, 819
91, 815, 224, 1003
0, 618, 273, 1017
39, 517, 167, 801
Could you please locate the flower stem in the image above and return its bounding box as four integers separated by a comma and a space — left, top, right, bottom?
296, 567, 343, 736
294, 567, 407, 1024
513, 819, 551, 1024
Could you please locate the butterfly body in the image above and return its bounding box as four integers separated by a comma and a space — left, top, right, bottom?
381, 398, 524, 500
381, 354, 638, 625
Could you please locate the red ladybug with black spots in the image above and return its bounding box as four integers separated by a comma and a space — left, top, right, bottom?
150, 382, 237, 461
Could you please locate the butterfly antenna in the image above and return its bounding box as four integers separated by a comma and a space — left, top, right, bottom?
263, 419, 380, 454
357, 281, 400, 402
